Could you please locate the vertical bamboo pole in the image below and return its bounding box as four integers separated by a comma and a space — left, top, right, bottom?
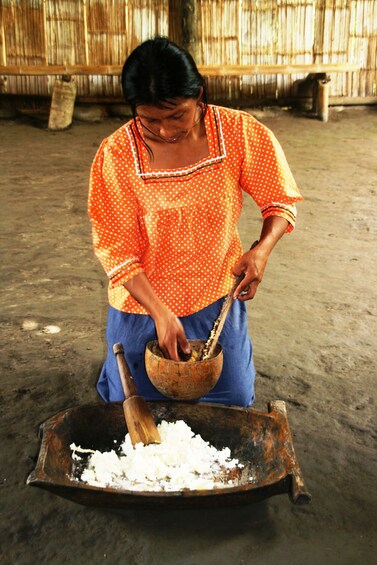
181, 0, 200, 61
125, 0, 129, 55
1, 20, 6, 67
42, 0, 48, 64
0, 9, 7, 93
238, 0, 242, 100
198, 0, 204, 64
83, 0, 89, 65
42, 0, 50, 94
169, 0, 199, 61
168, 0, 179, 43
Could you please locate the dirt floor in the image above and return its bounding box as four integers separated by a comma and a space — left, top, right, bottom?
1, 104, 376, 564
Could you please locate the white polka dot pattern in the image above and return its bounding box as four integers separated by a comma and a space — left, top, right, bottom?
88, 105, 302, 316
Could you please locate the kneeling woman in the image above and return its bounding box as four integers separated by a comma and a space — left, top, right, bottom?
88, 37, 302, 407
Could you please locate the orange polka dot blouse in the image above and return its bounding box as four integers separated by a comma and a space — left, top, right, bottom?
88, 105, 302, 316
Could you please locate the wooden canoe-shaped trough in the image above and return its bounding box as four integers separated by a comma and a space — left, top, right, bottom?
27, 401, 311, 509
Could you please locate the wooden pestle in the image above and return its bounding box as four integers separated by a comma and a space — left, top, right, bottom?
113, 342, 161, 447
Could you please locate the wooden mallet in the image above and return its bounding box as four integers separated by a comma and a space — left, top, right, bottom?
113, 342, 161, 446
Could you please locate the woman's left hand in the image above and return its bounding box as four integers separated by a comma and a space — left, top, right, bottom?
232, 244, 268, 301
231, 216, 290, 301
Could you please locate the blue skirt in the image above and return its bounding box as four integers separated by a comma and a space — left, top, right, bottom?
97, 298, 255, 408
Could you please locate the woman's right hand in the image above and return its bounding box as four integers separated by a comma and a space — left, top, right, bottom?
123, 272, 190, 362
154, 309, 191, 362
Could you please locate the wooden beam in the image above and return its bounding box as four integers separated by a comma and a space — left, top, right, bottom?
198, 63, 361, 76
0, 63, 361, 77
0, 64, 123, 76
72, 94, 376, 106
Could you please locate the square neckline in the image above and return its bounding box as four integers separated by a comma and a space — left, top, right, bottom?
128, 105, 226, 180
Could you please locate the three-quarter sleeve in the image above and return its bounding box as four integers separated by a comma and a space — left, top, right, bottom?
239, 116, 302, 232
88, 139, 144, 287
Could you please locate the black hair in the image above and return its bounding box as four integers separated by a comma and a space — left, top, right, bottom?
121, 36, 207, 113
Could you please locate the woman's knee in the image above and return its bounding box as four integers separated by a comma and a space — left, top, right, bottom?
226, 389, 254, 408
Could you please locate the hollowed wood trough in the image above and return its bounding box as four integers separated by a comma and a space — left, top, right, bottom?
27, 400, 311, 509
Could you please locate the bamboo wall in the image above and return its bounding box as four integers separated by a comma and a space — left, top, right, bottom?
1, 0, 376, 102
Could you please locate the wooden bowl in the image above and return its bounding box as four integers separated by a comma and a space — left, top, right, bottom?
145, 339, 223, 400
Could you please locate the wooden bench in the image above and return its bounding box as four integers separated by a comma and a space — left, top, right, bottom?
0, 63, 360, 128
201, 63, 360, 121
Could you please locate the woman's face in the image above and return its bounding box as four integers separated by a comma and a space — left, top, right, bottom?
136, 98, 201, 144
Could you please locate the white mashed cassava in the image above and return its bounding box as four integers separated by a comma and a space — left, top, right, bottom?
70, 419, 244, 491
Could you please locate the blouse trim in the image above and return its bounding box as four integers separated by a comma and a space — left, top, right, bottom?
107, 256, 139, 278
261, 202, 297, 224
126, 106, 227, 180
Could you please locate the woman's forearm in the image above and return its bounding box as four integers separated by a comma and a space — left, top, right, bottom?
123, 272, 190, 361
123, 272, 170, 321
257, 215, 289, 255
233, 215, 289, 300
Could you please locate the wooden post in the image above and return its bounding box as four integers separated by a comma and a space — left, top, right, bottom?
316, 76, 330, 122
48, 75, 77, 130
169, 0, 200, 62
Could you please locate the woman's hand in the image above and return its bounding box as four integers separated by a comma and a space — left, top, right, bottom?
153, 309, 191, 361
123, 272, 190, 361
232, 216, 290, 301
232, 245, 268, 301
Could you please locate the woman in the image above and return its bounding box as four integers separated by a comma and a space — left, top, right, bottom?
88, 36, 302, 407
